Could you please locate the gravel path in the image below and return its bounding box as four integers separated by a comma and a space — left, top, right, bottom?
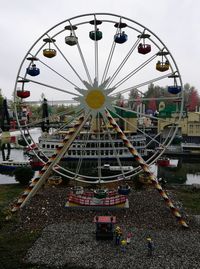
17, 184, 200, 268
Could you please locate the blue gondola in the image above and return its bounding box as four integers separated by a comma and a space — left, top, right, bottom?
114, 32, 128, 44
27, 64, 40, 76
168, 86, 181, 94
118, 184, 131, 195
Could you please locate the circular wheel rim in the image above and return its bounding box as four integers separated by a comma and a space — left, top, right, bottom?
14, 13, 184, 183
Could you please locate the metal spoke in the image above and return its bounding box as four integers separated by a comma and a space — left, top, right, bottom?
18, 76, 80, 97
46, 34, 86, 86
29, 53, 79, 89
106, 38, 141, 88
97, 113, 102, 181
112, 53, 157, 89
110, 72, 174, 97
113, 104, 177, 124
111, 109, 162, 147
101, 17, 122, 84
73, 117, 92, 179
68, 21, 93, 85
102, 112, 126, 178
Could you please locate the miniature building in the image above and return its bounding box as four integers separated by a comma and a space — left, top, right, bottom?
93, 216, 116, 240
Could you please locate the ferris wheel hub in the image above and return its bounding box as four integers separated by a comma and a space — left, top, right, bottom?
85, 89, 105, 109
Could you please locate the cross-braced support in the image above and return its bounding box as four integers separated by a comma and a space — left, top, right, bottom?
105, 109, 188, 228
11, 113, 90, 212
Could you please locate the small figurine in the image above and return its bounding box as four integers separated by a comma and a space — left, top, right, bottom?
147, 237, 154, 256
121, 239, 127, 253
126, 232, 132, 244
115, 226, 122, 245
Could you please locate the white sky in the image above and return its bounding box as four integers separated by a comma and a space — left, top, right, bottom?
0, 0, 199, 100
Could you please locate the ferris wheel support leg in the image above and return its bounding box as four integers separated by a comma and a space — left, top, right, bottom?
105, 109, 188, 228
11, 113, 90, 212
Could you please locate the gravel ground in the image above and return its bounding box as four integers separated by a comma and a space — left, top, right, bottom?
17, 184, 200, 268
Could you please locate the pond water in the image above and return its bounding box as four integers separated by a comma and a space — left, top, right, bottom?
1, 151, 200, 185
0, 128, 40, 184
156, 158, 200, 185
0, 128, 200, 185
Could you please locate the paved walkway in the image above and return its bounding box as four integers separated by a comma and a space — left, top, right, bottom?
25, 222, 200, 268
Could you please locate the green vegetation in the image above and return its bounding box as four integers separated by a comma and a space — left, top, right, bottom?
0, 184, 40, 269
14, 167, 34, 185
175, 188, 200, 214
0, 230, 39, 269
0, 184, 24, 217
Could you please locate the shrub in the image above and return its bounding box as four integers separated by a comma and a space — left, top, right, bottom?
14, 167, 34, 185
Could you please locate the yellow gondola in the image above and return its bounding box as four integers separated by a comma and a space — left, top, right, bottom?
43, 49, 57, 58
43, 38, 57, 58
156, 60, 169, 72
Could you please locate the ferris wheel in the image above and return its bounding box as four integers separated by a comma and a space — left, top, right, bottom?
14, 13, 184, 184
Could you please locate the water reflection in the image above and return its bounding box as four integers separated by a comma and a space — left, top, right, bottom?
0, 146, 200, 185
157, 158, 200, 185
0, 128, 40, 184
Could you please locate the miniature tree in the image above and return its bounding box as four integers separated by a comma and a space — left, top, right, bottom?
14, 167, 34, 185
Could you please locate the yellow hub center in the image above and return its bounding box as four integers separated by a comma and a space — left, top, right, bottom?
85, 89, 105, 109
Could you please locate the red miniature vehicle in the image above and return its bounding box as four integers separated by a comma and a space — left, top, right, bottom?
94, 216, 116, 240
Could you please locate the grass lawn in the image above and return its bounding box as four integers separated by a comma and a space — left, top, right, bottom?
174, 188, 200, 215
0, 184, 41, 269
0, 184, 24, 207
0, 184, 24, 222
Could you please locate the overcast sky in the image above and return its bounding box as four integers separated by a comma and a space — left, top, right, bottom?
0, 0, 199, 100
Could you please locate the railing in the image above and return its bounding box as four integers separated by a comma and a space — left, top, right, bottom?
182, 143, 200, 149
68, 194, 127, 206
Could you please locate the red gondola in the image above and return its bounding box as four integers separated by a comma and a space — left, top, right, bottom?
17, 79, 30, 99
17, 90, 30, 99
138, 43, 151, 54
138, 33, 151, 54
